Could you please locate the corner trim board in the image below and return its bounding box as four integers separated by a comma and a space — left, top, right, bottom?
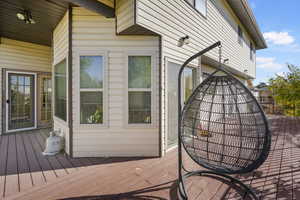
68, 5, 74, 157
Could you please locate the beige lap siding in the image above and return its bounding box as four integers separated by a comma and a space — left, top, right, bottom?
116, 0, 135, 33
52, 11, 70, 154
134, 0, 256, 155
0, 38, 52, 135
136, 0, 256, 77
72, 7, 160, 157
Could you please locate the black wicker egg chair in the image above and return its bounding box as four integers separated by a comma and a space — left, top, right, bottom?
177, 42, 271, 200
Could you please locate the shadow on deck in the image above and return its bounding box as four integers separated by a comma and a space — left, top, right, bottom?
223, 116, 300, 200
1, 116, 300, 199
0, 129, 151, 198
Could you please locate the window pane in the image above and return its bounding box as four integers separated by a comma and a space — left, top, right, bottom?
129, 92, 151, 124
80, 92, 103, 124
184, 68, 195, 102
186, 0, 194, 6
54, 59, 67, 121
41, 78, 52, 122
195, 0, 207, 15
238, 26, 243, 44
250, 42, 254, 60
80, 56, 103, 89
128, 56, 151, 88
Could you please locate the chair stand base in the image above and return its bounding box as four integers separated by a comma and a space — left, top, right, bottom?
177, 170, 259, 200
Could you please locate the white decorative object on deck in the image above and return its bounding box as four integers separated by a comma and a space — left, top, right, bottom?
43, 131, 64, 156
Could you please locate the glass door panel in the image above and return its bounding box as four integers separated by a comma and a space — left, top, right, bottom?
167, 62, 197, 149
41, 77, 52, 123
7, 73, 35, 131
167, 62, 180, 148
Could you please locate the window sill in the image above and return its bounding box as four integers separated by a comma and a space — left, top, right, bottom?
77, 123, 109, 129
125, 123, 157, 129
53, 116, 68, 125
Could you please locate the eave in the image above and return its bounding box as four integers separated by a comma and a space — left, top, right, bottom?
61, 0, 115, 18
226, 0, 267, 50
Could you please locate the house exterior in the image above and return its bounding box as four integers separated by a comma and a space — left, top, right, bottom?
0, 0, 266, 157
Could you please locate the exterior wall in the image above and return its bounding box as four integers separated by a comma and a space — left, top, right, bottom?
116, 0, 135, 33
132, 0, 256, 155
72, 7, 160, 157
52, 11, 70, 154
136, 0, 256, 77
0, 37, 52, 134
201, 64, 246, 83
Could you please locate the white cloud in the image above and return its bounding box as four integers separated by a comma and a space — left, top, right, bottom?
256, 57, 284, 71
263, 31, 295, 45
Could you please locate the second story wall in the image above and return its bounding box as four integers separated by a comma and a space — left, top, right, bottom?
135, 0, 256, 78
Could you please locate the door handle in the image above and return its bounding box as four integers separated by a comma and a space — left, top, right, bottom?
6, 99, 10, 104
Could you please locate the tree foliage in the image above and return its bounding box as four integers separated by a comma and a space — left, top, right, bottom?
268, 64, 300, 116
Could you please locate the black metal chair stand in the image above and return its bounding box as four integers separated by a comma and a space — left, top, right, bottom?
177, 42, 271, 200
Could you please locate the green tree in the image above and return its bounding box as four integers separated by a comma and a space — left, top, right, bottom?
268, 64, 300, 116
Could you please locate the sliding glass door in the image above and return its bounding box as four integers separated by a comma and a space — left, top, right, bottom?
167, 62, 197, 149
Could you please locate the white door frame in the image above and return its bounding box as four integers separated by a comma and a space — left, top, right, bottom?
5, 71, 37, 133
165, 57, 201, 152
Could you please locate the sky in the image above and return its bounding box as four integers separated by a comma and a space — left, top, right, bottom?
249, 0, 300, 85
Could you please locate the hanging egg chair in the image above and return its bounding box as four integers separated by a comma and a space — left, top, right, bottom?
177, 42, 271, 200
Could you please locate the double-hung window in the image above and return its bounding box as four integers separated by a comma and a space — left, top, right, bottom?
128, 55, 152, 124
183, 67, 197, 102
54, 59, 67, 121
195, 0, 207, 16
79, 55, 104, 124
250, 42, 255, 61
238, 25, 243, 45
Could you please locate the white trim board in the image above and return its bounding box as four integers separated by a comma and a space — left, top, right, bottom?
124, 51, 158, 129
74, 50, 109, 129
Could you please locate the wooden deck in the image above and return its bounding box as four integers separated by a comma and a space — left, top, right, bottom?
0, 116, 299, 199
223, 116, 300, 200
0, 129, 144, 199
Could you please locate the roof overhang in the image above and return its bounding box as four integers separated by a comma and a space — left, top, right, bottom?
61, 0, 115, 18
226, 0, 267, 50
202, 55, 254, 80
0, 0, 69, 46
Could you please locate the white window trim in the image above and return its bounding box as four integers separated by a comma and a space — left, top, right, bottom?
5, 71, 38, 133
53, 56, 68, 124
75, 51, 109, 129
124, 51, 157, 128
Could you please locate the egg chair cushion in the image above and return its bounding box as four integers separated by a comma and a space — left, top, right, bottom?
180, 73, 271, 174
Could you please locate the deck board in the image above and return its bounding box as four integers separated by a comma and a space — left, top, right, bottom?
34, 132, 68, 178
27, 133, 57, 183
4, 135, 19, 197
0, 135, 9, 198
15, 134, 33, 192
21, 132, 46, 187
1, 116, 300, 199
0, 128, 151, 199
